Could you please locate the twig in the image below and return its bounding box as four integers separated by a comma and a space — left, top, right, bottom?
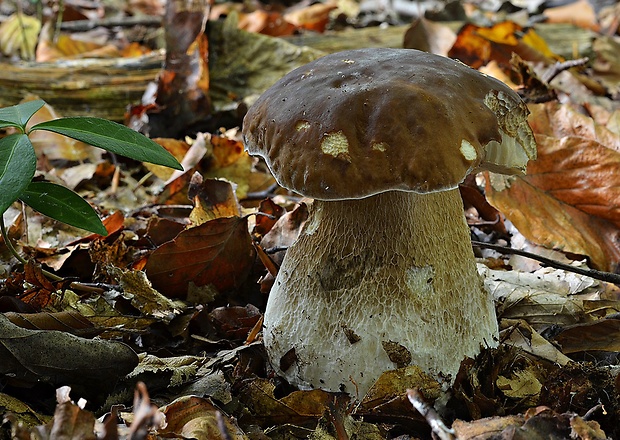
327, 400, 349, 440
472, 240, 620, 284
583, 403, 606, 420
215, 411, 232, 440
541, 57, 589, 84
242, 183, 281, 201
406, 388, 455, 440
59, 15, 162, 32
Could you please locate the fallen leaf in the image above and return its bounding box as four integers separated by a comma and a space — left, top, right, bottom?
209, 305, 261, 340
237, 378, 332, 426
0, 13, 41, 60
403, 17, 457, 56
448, 21, 556, 70
145, 216, 256, 298
237, 10, 296, 36
496, 366, 543, 402
0, 313, 138, 387
188, 174, 241, 225
115, 268, 187, 322
4, 310, 97, 337
284, 2, 338, 33
551, 317, 620, 354
159, 395, 249, 439
128, 353, 204, 388
254, 198, 286, 237
591, 36, 620, 97
542, 0, 598, 31
486, 102, 620, 271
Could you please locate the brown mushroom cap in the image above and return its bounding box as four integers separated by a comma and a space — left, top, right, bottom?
243, 48, 536, 200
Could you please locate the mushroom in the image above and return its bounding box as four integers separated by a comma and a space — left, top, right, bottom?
243, 48, 536, 397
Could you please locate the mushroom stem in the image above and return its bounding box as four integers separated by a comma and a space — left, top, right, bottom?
263, 188, 498, 397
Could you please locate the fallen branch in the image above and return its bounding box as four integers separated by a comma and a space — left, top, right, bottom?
406, 388, 455, 440
472, 240, 620, 284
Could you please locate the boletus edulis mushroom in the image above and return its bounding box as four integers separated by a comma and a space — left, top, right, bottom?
242, 48, 537, 397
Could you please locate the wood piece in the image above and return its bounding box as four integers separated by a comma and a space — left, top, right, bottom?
0, 52, 163, 121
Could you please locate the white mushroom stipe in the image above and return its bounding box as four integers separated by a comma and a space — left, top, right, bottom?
263, 189, 498, 396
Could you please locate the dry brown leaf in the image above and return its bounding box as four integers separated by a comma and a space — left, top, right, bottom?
47, 388, 97, 440
254, 198, 286, 237
284, 2, 338, 33
237, 378, 333, 426
209, 305, 261, 341
145, 216, 255, 298
552, 317, 620, 354
403, 17, 457, 56
237, 10, 296, 36
4, 311, 97, 336
188, 174, 241, 225
486, 102, 620, 271
591, 36, 620, 97
159, 395, 248, 439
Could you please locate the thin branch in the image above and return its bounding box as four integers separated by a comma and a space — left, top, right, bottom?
406, 388, 455, 440
59, 15, 162, 32
472, 240, 620, 284
542, 57, 589, 84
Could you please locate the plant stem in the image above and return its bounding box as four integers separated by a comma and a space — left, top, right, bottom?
0, 214, 27, 266
472, 240, 620, 284
1, 212, 62, 281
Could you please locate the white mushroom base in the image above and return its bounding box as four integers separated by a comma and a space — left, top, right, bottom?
263, 189, 498, 397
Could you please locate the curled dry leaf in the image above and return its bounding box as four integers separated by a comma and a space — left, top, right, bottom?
284, 2, 338, 33
486, 102, 620, 271
4, 310, 98, 337
452, 407, 607, 439
188, 174, 241, 225
159, 395, 248, 439
542, 0, 598, 31
237, 378, 333, 427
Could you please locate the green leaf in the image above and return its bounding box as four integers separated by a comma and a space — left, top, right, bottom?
0, 134, 36, 215
19, 181, 108, 236
0, 100, 45, 130
31, 118, 183, 170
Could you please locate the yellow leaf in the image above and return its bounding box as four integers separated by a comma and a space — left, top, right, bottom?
0, 14, 41, 60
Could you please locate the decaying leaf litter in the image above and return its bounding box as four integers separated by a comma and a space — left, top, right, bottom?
1, 0, 620, 438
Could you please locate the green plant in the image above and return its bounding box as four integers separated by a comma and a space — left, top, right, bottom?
0, 99, 182, 241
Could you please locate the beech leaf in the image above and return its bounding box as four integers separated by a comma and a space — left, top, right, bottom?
145, 216, 256, 298
486, 102, 620, 271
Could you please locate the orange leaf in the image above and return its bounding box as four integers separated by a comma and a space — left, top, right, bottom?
145, 216, 255, 298
284, 2, 338, 33
486, 102, 620, 271
449, 21, 557, 70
